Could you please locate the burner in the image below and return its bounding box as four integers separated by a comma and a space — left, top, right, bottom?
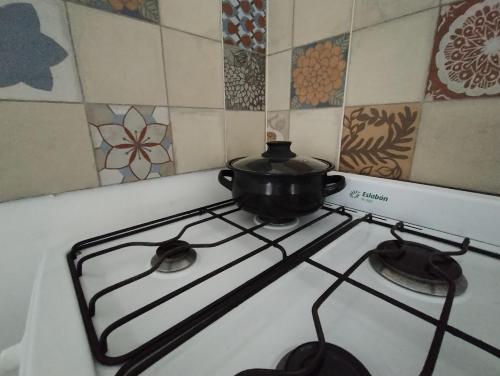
253, 215, 300, 230
277, 342, 371, 376
151, 240, 196, 273
369, 240, 467, 296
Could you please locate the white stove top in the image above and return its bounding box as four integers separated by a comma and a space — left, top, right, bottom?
146, 219, 500, 376
18, 172, 500, 376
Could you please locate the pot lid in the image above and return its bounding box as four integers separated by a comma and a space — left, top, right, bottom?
228, 141, 334, 176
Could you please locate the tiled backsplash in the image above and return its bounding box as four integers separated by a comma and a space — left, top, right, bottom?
266, 0, 500, 195
2, 0, 498, 202
0, 0, 267, 202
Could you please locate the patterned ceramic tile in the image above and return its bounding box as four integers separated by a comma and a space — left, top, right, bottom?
0, 0, 81, 101
224, 44, 265, 111
339, 104, 421, 180
86, 104, 174, 186
425, 0, 500, 100
68, 0, 159, 23
353, 0, 439, 30
290, 34, 349, 109
222, 0, 266, 54
266, 111, 289, 141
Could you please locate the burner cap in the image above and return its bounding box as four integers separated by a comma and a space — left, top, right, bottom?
277, 342, 371, 376
369, 240, 467, 296
151, 240, 196, 273
253, 215, 299, 230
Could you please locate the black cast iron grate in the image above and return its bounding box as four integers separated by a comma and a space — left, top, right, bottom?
67, 199, 352, 370
67, 200, 500, 376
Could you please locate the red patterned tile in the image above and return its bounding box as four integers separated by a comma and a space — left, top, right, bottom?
426, 0, 500, 100
222, 0, 266, 54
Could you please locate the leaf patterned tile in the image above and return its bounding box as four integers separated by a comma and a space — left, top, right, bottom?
224, 44, 265, 111
86, 104, 174, 186
68, 0, 159, 23
0, 0, 81, 101
339, 104, 421, 180
266, 111, 289, 141
425, 0, 500, 100
222, 0, 266, 54
290, 34, 349, 109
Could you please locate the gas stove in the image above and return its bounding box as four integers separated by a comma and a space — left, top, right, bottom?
19, 172, 500, 376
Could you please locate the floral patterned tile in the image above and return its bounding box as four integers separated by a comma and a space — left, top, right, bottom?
266, 111, 289, 141
224, 44, 265, 111
425, 0, 500, 100
290, 34, 349, 109
0, 0, 81, 101
86, 104, 174, 186
68, 0, 159, 23
339, 104, 421, 180
222, 0, 266, 54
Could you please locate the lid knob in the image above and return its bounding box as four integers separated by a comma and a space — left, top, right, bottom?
261, 141, 297, 161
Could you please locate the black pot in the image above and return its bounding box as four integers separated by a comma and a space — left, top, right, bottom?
218, 141, 345, 223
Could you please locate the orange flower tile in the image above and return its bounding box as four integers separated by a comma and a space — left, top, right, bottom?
291, 34, 349, 109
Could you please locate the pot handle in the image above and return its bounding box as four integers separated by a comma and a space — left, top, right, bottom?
323, 175, 346, 197
218, 169, 234, 191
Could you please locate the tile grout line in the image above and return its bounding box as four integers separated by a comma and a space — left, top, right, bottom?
352, 2, 442, 33
64, 0, 101, 187
266, 2, 443, 55
221, 1, 267, 160
63, 0, 223, 44
267, 47, 292, 57
335, 0, 357, 169
338, 3, 444, 181
287, 0, 296, 140
220, 1, 228, 164
63, 2, 228, 182
264, 0, 269, 143
157, 16, 177, 174
0, 98, 83, 105
264, 0, 274, 144
161, 24, 222, 44
409, 1, 444, 181
280, 0, 458, 112
0, 96, 227, 110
